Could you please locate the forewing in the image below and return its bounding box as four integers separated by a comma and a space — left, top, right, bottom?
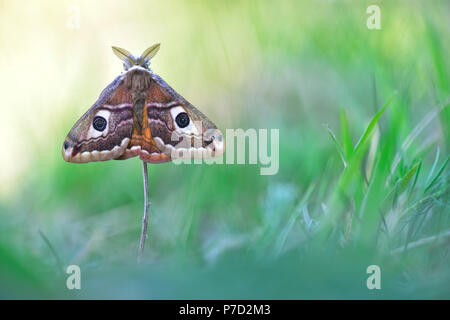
144, 73, 224, 161
62, 75, 134, 163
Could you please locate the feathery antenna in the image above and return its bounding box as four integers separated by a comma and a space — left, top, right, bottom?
112, 43, 161, 70
111, 46, 135, 66
138, 43, 161, 66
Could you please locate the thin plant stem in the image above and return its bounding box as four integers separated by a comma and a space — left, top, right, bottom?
138, 161, 150, 263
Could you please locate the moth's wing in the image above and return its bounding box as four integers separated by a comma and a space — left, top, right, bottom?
143, 73, 224, 162
62, 74, 134, 163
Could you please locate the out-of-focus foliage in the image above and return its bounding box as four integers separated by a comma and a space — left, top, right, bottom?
0, 0, 448, 299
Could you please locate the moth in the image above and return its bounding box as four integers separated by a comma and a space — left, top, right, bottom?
62, 44, 224, 163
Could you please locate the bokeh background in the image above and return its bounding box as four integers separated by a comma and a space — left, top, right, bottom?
0, 0, 449, 299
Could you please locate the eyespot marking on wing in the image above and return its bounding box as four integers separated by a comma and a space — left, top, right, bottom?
87, 110, 111, 139
169, 106, 199, 135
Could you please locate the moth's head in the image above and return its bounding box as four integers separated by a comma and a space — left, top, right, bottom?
111, 44, 160, 71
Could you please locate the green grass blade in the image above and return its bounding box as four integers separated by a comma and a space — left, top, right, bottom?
324, 124, 347, 167
426, 147, 440, 184
354, 94, 396, 155
399, 161, 421, 194
274, 183, 315, 256
408, 160, 422, 200
424, 156, 449, 193
340, 109, 353, 159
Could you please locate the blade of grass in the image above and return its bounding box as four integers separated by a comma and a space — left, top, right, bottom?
354, 93, 396, 156
408, 160, 422, 200
364, 125, 380, 183
324, 124, 347, 168
426, 147, 440, 185
388, 101, 448, 185
382, 160, 421, 208
391, 229, 450, 255
399, 161, 421, 194
38, 229, 64, 276
337, 95, 395, 193
274, 183, 315, 256
340, 109, 353, 159
424, 156, 448, 193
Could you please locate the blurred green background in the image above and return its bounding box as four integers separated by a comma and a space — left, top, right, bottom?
0, 0, 449, 299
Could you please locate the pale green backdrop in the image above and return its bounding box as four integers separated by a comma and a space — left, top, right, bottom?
0, 0, 448, 299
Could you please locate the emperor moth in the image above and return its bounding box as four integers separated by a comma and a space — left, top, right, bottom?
62, 44, 224, 163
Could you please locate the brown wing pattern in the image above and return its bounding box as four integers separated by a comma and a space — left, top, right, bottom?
143, 72, 224, 162
63, 66, 224, 164
62, 75, 134, 163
